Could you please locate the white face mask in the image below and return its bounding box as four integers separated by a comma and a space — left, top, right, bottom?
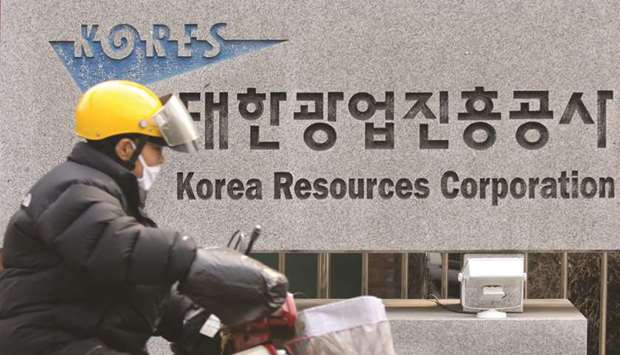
131, 142, 162, 192
137, 154, 162, 192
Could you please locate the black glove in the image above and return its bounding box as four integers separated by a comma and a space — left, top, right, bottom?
169, 309, 222, 355
178, 248, 288, 327
156, 285, 222, 355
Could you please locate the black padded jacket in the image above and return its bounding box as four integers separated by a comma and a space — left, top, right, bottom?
0, 142, 197, 355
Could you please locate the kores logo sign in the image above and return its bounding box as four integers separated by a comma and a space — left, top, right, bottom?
50, 23, 285, 91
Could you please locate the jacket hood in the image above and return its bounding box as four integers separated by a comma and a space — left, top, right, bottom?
67, 141, 143, 211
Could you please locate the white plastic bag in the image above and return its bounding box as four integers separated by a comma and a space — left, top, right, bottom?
286, 296, 397, 355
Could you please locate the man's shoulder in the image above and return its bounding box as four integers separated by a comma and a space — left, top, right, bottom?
25, 161, 126, 218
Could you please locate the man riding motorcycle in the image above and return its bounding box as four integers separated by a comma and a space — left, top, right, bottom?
0, 80, 288, 355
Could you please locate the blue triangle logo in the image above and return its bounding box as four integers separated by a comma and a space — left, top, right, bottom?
50, 23, 286, 91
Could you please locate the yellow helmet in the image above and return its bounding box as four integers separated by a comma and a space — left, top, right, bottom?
75, 80, 163, 140
75, 80, 199, 152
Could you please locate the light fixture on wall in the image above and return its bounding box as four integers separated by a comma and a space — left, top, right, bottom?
458, 254, 527, 319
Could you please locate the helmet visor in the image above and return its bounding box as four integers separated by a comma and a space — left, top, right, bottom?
152, 94, 199, 153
